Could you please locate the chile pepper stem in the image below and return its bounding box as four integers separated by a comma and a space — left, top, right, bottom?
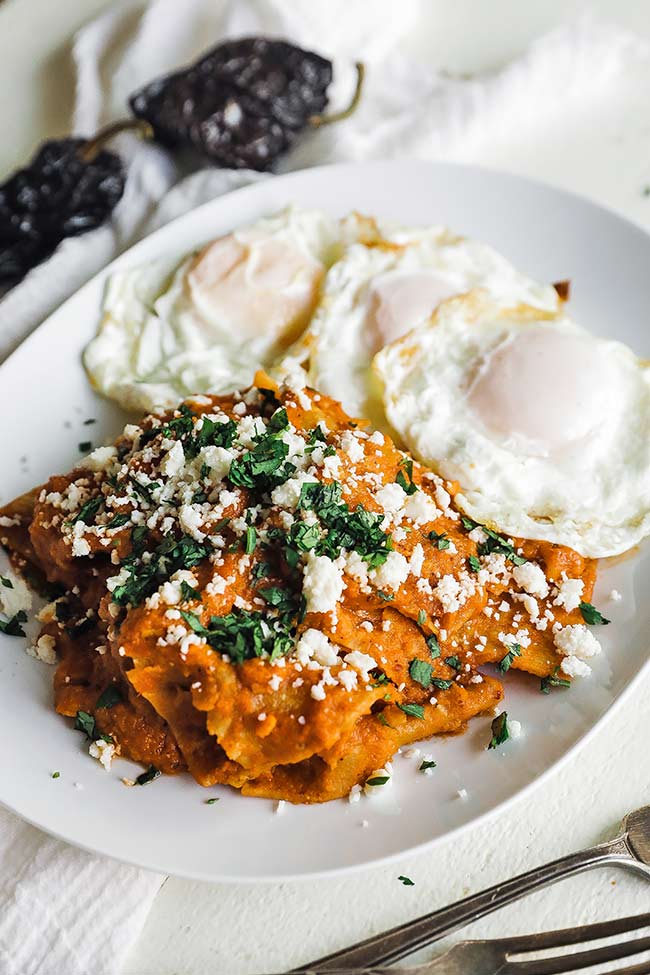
79, 119, 154, 162
309, 62, 365, 128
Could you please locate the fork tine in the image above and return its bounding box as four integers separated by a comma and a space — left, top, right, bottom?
508, 934, 650, 975
600, 960, 650, 975
497, 913, 650, 953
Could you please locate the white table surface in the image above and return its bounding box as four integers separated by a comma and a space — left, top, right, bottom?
2, 1, 650, 972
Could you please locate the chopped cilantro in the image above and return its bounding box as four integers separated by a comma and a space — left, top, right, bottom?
252, 561, 271, 581
297, 481, 392, 568
377, 591, 394, 602
428, 530, 450, 551
445, 655, 461, 671
431, 677, 453, 690
419, 760, 437, 772
498, 643, 521, 673
112, 534, 209, 607
370, 670, 390, 686
51, 771, 60, 779
96, 685, 123, 710
0, 576, 13, 589
130, 525, 149, 550
107, 512, 131, 530
306, 425, 327, 447
409, 658, 432, 689
71, 495, 103, 526
135, 765, 160, 786
276, 520, 322, 567
74, 710, 96, 739
579, 601, 610, 626
245, 525, 257, 555
83, 418, 96, 425
205, 797, 219, 805
396, 458, 418, 496
366, 775, 389, 786
229, 432, 293, 491
488, 712, 509, 749
540, 669, 571, 693
180, 580, 200, 602
426, 634, 440, 658
0, 610, 27, 636
185, 416, 237, 458
417, 609, 426, 626
78, 441, 92, 453
129, 477, 161, 506
468, 555, 480, 573
398, 875, 415, 886
397, 702, 425, 719
377, 712, 393, 728
180, 604, 296, 664
461, 517, 527, 565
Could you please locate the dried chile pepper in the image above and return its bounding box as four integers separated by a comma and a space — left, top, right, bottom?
0, 38, 364, 288
0, 120, 151, 289
129, 37, 363, 171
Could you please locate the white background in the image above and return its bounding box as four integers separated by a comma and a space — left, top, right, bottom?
1, 1, 650, 972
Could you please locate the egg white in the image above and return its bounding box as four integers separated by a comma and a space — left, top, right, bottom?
83, 207, 340, 413
374, 290, 650, 557
280, 214, 560, 424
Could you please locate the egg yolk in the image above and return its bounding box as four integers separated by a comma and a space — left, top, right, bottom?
186, 232, 324, 348
467, 327, 619, 452
366, 271, 458, 353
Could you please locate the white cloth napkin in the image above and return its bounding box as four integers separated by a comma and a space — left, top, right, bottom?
0, 5, 646, 974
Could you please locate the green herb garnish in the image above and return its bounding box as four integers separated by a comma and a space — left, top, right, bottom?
409, 658, 432, 689
397, 702, 425, 720
398, 875, 415, 886
396, 458, 418, 496
445, 655, 461, 671
426, 633, 441, 659
0, 610, 27, 636
428, 530, 450, 551
579, 601, 610, 626
74, 710, 96, 739
70, 495, 103, 526
296, 481, 392, 569
135, 765, 160, 786
244, 525, 257, 555
431, 677, 453, 690
366, 775, 390, 786
498, 643, 521, 673
540, 668, 571, 694
0, 576, 13, 589
419, 760, 437, 772
488, 712, 509, 749
468, 555, 480, 573
78, 441, 92, 453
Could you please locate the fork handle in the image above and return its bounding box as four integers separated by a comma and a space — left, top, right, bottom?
299, 832, 641, 970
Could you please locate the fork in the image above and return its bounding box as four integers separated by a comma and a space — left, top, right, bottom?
289, 912, 650, 974
295, 804, 650, 971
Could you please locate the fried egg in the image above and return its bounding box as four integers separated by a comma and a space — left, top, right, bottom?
282, 215, 560, 423
374, 291, 650, 557
84, 207, 340, 412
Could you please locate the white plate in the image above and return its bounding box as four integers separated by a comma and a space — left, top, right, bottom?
0, 160, 648, 882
